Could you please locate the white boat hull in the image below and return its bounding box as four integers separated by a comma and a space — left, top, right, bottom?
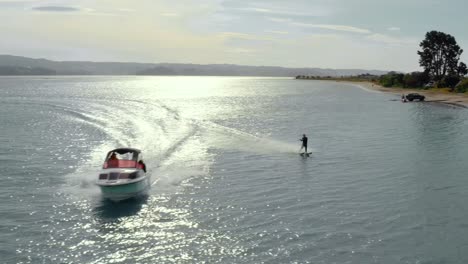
99, 178, 150, 201
96, 168, 150, 201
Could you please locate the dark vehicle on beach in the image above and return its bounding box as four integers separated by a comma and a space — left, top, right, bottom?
405, 93, 425, 101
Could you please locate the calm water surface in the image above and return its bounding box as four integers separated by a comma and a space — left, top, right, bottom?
1, 76, 468, 263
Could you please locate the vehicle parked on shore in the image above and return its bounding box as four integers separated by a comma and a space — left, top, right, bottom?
405, 93, 425, 101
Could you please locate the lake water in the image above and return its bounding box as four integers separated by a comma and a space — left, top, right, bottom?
1, 76, 468, 263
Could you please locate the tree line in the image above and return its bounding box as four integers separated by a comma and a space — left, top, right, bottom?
296, 31, 468, 92
380, 31, 468, 92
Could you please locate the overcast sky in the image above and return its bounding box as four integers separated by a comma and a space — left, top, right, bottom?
1, 0, 467, 71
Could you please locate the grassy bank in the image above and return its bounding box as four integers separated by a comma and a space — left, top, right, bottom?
296, 74, 468, 93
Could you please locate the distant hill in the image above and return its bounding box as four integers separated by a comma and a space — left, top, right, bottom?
0, 55, 388, 77
0, 66, 56, 75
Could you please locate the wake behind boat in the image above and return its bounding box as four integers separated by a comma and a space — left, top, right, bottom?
96, 148, 150, 201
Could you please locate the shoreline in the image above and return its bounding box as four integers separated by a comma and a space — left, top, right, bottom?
336, 80, 468, 108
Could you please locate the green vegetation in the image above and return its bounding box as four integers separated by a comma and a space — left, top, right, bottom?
296, 30, 468, 93
378, 71, 431, 89
379, 31, 467, 90
455, 78, 468, 93
403, 72, 430, 88
379, 72, 404, 87
295, 74, 378, 82
418, 31, 467, 84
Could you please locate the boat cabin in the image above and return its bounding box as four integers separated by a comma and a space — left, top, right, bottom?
103, 148, 145, 170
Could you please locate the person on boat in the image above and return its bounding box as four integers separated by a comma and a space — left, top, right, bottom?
109, 153, 118, 160
106, 152, 119, 168
300, 134, 308, 153
138, 160, 147, 173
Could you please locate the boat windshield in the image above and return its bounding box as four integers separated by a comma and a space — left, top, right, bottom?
104, 150, 139, 169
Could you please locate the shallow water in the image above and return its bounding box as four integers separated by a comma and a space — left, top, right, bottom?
1, 76, 468, 263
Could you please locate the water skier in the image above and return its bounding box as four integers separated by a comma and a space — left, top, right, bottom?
300, 134, 308, 153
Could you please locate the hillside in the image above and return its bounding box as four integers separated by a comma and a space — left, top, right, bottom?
0, 55, 388, 77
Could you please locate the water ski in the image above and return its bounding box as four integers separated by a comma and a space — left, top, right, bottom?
300, 152, 312, 157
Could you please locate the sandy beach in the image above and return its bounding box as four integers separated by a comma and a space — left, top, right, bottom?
339, 81, 468, 108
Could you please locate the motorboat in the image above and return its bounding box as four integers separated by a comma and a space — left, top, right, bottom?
96, 148, 150, 201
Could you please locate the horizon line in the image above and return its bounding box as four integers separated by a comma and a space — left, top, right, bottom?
0, 54, 395, 73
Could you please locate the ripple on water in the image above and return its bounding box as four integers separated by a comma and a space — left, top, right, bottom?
3, 77, 468, 263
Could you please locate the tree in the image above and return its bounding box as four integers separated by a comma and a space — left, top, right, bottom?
403, 71, 430, 88
418, 31, 465, 82
458, 62, 468, 77
455, 78, 468, 93
440, 75, 461, 89
379, 72, 404, 87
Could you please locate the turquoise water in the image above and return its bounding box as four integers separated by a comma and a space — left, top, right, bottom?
1, 76, 468, 263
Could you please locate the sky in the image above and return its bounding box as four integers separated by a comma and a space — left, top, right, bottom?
1, 0, 467, 72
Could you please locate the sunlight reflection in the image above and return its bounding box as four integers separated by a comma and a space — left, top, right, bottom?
131, 76, 283, 99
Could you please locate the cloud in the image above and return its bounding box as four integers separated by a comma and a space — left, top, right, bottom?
31, 5, 121, 17
32, 6, 81, 12
366, 33, 416, 46
265, 30, 288, 35
238, 7, 271, 13
266, 16, 370, 34
235, 7, 323, 17
118, 8, 135, 13
1, 0, 423, 71
161, 12, 179, 17
222, 0, 332, 18
267, 17, 292, 23
291, 22, 371, 34
227, 48, 255, 54
388, 27, 401, 31
219, 32, 272, 41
